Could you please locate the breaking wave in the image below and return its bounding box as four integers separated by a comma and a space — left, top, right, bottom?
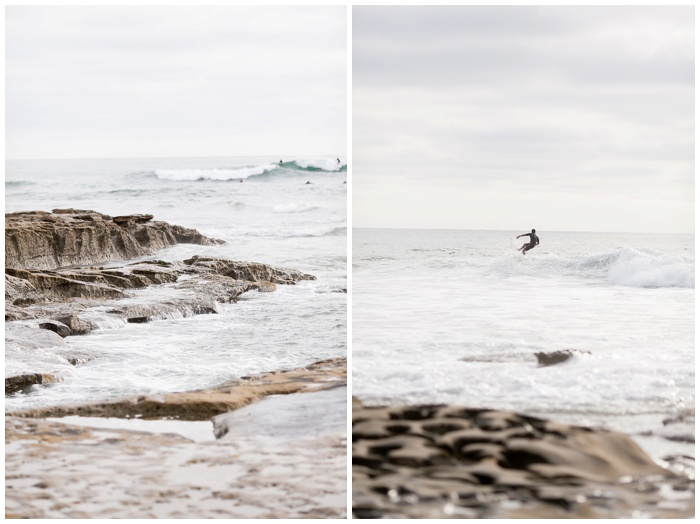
153, 158, 346, 182
241, 226, 346, 238
493, 247, 694, 288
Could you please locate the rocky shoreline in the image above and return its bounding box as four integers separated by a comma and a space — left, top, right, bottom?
352, 398, 694, 518
5, 209, 316, 390
6, 363, 347, 519
5, 209, 347, 518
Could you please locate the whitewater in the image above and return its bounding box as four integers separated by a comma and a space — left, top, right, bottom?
352, 228, 694, 461
5, 156, 347, 411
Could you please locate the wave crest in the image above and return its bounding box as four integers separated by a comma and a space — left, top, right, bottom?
155, 164, 276, 181
241, 226, 346, 238
605, 248, 694, 288
493, 247, 694, 289
153, 158, 346, 182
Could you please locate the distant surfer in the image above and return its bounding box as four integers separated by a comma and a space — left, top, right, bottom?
336, 158, 341, 164
516, 229, 539, 255
305, 181, 312, 185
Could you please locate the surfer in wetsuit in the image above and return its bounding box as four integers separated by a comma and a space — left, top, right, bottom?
516, 229, 539, 255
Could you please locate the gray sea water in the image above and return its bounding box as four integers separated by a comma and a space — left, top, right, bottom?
5, 156, 347, 411
353, 228, 694, 461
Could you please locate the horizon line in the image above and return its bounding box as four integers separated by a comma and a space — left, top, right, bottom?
352, 226, 695, 236
5, 153, 347, 162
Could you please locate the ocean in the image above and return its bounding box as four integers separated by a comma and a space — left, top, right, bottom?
5, 156, 347, 411
352, 228, 694, 461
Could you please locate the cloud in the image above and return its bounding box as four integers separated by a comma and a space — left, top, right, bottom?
6, 6, 347, 159
353, 6, 694, 233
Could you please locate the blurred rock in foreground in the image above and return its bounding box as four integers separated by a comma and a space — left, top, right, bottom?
352, 398, 694, 519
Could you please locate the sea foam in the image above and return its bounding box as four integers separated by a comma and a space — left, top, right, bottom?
605, 247, 694, 288
154, 164, 276, 181
493, 247, 694, 289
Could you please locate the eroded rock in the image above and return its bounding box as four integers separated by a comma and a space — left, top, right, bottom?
6, 373, 63, 395
183, 256, 316, 284
9, 357, 347, 420
352, 398, 694, 519
6, 257, 314, 331
5, 209, 223, 271
38, 320, 72, 338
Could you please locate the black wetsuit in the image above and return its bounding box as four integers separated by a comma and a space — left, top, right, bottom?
524, 232, 539, 250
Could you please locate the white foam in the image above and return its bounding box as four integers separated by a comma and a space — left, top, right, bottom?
606, 247, 694, 288
295, 158, 345, 172
491, 246, 694, 288
154, 164, 275, 181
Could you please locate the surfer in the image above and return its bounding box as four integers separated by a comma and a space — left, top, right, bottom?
279, 159, 283, 165
516, 229, 539, 255
336, 158, 341, 164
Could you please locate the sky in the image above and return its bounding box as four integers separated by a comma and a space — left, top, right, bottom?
6, 6, 347, 160
353, 6, 694, 234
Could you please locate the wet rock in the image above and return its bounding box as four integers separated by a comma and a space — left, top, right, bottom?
6, 256, 314, 335
64, 354, 96, 366
5, 209, 223, 271
10, 357, 347, 421
5, 211, 314, 326
183, 256, 316, 284
535, 349, 590, 367
112, 214, 154, 225
255, 282, 277, 292
5, 268, 125, 306
6, 373, 63, 395
38, 320, 72, 338
352, 398, 694, 518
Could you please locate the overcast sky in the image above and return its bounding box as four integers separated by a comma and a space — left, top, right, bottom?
6, 6, 346, 160
353, 6, 694, 234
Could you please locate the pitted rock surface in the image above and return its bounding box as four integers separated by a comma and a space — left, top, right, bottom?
352, 398, 694, 518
